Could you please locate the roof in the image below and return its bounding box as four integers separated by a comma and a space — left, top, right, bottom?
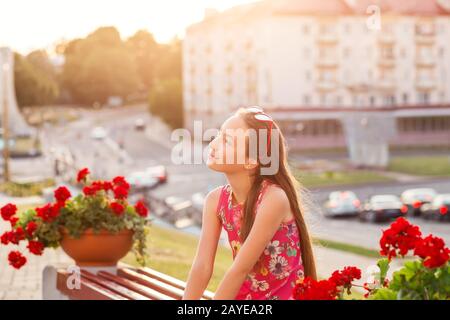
186, 0, 450, 33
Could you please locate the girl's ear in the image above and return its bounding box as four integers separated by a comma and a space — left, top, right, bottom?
244, 157, 258, 170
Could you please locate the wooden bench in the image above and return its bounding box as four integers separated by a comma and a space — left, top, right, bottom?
45, 264, 214, 300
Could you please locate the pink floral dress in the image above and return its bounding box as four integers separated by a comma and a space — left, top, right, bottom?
216, 179, 304, 300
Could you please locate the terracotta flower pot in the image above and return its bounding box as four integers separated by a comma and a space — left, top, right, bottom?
60, 228, 134, 267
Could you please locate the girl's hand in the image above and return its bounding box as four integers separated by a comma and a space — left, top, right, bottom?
213, 185, 291, 300
182, 187, 223, 300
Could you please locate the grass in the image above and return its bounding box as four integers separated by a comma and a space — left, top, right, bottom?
315, 238, 380, 259
122, 225, 233, 292
294, 170, 393, 189
0, 179, 55, 197
388, 156, 450, 177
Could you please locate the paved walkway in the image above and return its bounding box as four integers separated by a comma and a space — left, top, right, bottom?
0, 220, 72, 300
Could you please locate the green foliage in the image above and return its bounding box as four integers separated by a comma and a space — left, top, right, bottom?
62, 27, 140, 105
14, 52, 59, 107
149, 77, 183, 129
369, 260, 450, 300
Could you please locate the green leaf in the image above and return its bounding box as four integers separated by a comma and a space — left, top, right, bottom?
377, 258, 390, 283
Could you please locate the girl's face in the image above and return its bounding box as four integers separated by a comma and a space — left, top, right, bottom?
207, 115, 257, 174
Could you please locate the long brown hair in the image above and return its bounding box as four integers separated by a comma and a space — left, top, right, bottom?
236, 107, 317, 280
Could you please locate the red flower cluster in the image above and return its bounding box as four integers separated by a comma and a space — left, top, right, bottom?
293, 278, 339, 300
293, 266, 362, 300
112, 176, 130, 200
26, 221, 38, 237
77, 168, 90, 182
1, 227, 25, 245
8, 251, 27, 269
1, 203, 17, 221
380, 217, 422, 259
27, 241, 45, 256
36, 203, 61, 223
110, 202, 125, 216
330, 266, 362, 289
135, 201, 149, 218
414, 235, 450, 269
380, 218, 449, 268
54, 186, 71, 204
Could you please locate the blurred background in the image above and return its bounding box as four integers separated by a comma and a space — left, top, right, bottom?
0, 0, 449, 299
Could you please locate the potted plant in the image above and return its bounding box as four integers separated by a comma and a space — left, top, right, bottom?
1, 168, 150, 268
293, 217, 449, 300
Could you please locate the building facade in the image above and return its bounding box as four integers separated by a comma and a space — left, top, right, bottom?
183, 0, 450, 151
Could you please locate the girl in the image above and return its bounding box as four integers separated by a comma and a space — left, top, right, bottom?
182, 107, 316, 300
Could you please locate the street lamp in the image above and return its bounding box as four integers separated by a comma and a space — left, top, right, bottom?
2, 61, 11, 182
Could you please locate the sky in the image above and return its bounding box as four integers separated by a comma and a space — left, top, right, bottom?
0, 0, 256, 54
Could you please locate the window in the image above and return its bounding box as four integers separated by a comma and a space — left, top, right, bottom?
417, 92, 430, 105
403, 93, 409, 104
303, 95, 311, 105
384, 95, 395, 106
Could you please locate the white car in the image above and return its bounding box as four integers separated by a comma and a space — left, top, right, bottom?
324, 191, 361, 218
90, 126, 108, 140
126, 171, 159, 190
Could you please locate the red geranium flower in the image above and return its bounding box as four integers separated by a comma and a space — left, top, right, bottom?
330, 266, 362, 289
414, 235, 450, 269
83, 185, 100, 196
110, 202, 125, 216
77, 168, 90, 183
134, 201, 148, 217
8, 251, 27, 269
293, 277, 338, 300
8, 227, 26, 245
1, 231, 12, 245
27, 241, 45, 256
9, 216, 19, 227
379, 217, 422, 260
1, 203, 17, 221
26, 221, 38, 237
92, 181, 113, 191
113, 186, 128, 200
36, 203, 61, 222
113, 176, 130, 188
54, 186, 71, 204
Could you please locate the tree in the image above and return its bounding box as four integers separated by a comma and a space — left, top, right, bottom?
126, 30, 159, 93
61, 27, 139, 105
149, 78, 183, 129
14, 52, 59, 107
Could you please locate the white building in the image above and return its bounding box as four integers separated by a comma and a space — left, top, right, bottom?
183, 0, 450, 151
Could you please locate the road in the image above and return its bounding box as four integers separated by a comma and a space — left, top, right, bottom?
37, 104, 450, 250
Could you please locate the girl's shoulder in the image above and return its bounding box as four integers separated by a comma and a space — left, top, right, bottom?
258, 179, 290, 211
203, 185, 226, 214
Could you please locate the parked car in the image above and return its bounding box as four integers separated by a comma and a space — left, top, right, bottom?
145, 165, 168, 184
360, 195, 408, 223
323, 191, 361, 218
191, 192, 207, 225
421, 194, 450, 221
163, 196, 194, 226
90, 126, 108, 140
134, 118, 146, 131
126, 171, 160, 192
401, 188, 437, 217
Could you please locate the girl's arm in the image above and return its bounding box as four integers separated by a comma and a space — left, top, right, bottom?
213, 186, 290, 300
182, 187, 222, 300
